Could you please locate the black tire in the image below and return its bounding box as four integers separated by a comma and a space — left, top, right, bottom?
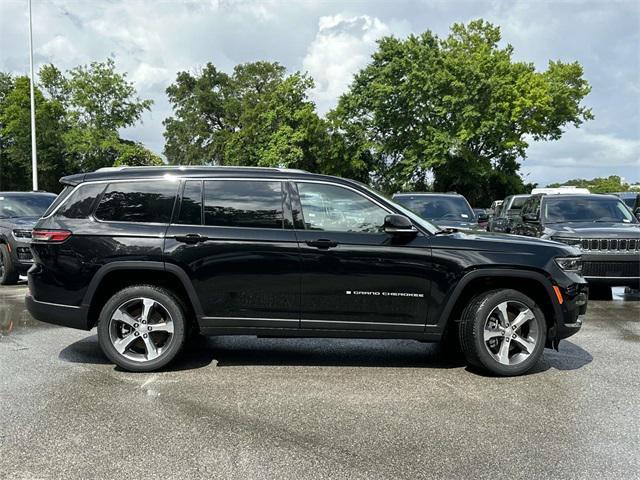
0, 244, 19, 285
588, 285, 612, 301
459, 289, 547, 376
97, 284, 188, 372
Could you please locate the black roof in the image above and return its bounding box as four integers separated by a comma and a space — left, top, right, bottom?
60, 166, 349, 186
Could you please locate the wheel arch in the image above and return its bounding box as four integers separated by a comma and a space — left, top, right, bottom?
82, 261, 204, 330
436, 268, 561, 336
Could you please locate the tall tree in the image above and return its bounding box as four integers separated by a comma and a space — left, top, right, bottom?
163, 61, 332, 172
39, 59, 156, 171
0, 75, 67, 192
333, 19, 593, 204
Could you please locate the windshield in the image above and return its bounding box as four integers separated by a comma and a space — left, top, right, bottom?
0, 194, 55, 219
544, 196, 637, 224
510, 196, 529, 210
393, 195, 475, 222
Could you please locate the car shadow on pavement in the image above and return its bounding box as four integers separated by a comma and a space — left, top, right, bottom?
59, 335, 591, 374
59, 334, 467, 371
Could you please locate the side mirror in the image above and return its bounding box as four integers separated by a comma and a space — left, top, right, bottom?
477, 213, 489, 223
522, 212, 539, 223
634, 207, 640, 221
384, 214, 417, 235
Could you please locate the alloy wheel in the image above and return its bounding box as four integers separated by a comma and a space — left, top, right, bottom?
483, 300, 539, 366
108, 297, 175, 362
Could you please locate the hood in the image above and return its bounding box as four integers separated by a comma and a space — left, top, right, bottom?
0, 216, 40, 229
433, 219, 485, 231
544, 221, 640, 238
432, 230, 581, 258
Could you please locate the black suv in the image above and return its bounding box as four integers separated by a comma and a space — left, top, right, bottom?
392, 193, 487, 231
0, 191, 57, 284
27, 167, 587, 376
487, 194, 530, 233
511, 194, 640, 296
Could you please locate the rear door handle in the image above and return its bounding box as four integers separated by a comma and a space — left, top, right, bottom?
306, 239, 338, 249
175, 234, 209, 244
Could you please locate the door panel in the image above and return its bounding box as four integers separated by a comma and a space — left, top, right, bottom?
164, 179, 301, 328
292, 181, 431, 331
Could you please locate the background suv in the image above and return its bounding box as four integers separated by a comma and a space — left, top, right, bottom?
27, 167, 587, 376
0, 191, 56, 284
487, 194, 530, 233
392, 193, 486, 231
511, 193, 640, 298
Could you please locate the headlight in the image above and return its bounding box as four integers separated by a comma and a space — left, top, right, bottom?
551, 237, 582, 247
12, 229, 32, 240
555, 257, 582, 273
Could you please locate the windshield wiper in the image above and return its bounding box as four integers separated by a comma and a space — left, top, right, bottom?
434, 227, 459, 235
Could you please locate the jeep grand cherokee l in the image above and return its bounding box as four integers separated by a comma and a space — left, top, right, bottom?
392, 193, 486, 232
26, 167, 587, 376
0, 191, 56, 284
511, 193, 640, 298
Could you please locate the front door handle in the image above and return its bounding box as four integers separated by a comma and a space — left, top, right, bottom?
175, 234, 209, 244
306, 239, 338, 249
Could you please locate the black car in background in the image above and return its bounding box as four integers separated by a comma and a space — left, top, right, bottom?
487, 194, 530, 233
27, 166, 587, 376
613, 192, 640, 213
511, 194, 640, 298
392, 193, 486, 231
0, 192, 57, 284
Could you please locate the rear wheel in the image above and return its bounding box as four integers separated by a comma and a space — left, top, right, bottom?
0, 244, 19, 285
97, 285, 187, 372
459, 289, 546, 376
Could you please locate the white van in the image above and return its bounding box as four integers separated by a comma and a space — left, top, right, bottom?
531, 186, 590, 195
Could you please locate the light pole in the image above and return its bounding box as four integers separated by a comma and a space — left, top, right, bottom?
28, 0, 38, 191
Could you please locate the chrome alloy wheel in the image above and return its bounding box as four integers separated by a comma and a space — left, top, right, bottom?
483, 301, 539, 366
108, 297, 175, 362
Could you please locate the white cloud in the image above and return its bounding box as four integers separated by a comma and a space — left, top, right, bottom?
302, 14, 391, 113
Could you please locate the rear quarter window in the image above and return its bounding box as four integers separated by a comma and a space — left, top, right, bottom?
55, 184, 106, 219
94, 181, 179, 223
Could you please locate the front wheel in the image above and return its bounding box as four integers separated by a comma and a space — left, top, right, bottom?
459, 289, 546, 376
0, 244, 19, 285
97, 285, 187, 372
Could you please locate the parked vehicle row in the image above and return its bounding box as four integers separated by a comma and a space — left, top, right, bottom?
0, 192, 57, 284
5, 166, 587, 376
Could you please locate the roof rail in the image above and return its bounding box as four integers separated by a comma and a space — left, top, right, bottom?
95, 165, 308, 173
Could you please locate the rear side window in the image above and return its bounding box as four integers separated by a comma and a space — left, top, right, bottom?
204, 180, 283, 229
95, 181, 178, 223
56, 184, 106, 219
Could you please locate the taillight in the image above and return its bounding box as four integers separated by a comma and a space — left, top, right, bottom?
31, 229, 72, 243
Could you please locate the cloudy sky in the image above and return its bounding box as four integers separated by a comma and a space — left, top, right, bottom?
1, 0, 638, 185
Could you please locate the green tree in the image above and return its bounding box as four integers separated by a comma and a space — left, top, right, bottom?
163, 61, 332, 172
333, 19, 593, 205
0, 75, 67, 192
548, 175, 632, 194
40, 59, 156, 171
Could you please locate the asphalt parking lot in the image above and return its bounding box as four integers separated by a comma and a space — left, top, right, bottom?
1, 284, 639, 479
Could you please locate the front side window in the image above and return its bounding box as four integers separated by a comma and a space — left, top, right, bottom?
94, 181, 178, 223
204, 180, 283, 229
297, 182, 388, 233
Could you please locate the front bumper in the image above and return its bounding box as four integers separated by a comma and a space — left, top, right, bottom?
8, 239, 35, 274
581, 252, 640, 288
553, 281, 588, 342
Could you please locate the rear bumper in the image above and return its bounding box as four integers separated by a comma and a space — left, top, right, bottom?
25, 294, 91, 330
